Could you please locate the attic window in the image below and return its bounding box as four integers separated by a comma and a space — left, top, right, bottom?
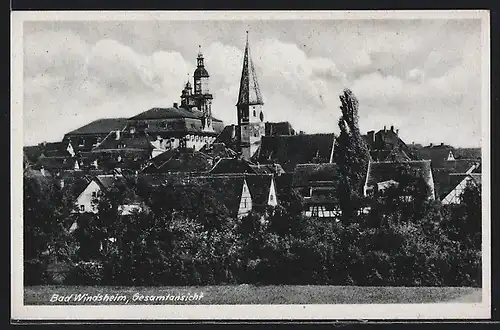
79, 205, 85, 212
92, 192, 97, 198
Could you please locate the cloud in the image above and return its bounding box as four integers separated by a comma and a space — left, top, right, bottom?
22, 21, 483, 148
23, 30, 90, 80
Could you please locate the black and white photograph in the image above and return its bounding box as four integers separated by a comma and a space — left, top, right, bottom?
11, 10, 490, 320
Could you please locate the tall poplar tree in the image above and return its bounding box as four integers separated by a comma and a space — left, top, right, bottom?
335, 89, 370, 222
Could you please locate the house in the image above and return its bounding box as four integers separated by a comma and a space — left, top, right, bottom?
417, 143, 458, 168
71, 174, 142, 216
265, 121, 296, 136
363, 126, 419, 162
364, 160, 435, 200
208, 157, 285, 175
142, 173, 279, 219
430, 159, 480, 200
63, 118, 129, 153
89, 130, 157, 170
125, 49, 225, 152
441, 173, 481, 205
30, 141, 81, 176
292, 163, 342, 218
252, 133, 336, 172
140, 147, 215, 174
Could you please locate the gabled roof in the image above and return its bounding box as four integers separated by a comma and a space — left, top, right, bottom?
209, 157, 256, 175
129, 106, 223, 122
213, 125, 239, 151
417, 145, 455, 168
265, 122, 295, 136
254, 133, 336, 172
292, 163, 340, 187
454, 147, 481, 160
245, 174, 273, 209
139, 173, 275, 217
250, 164, 285, 175
92, 131, 154, 152
92, 174, 143, 204
141, 148, 214, 174
199, 142, 238, 159
36, 156, 77, 171
441, 159, 480, 173
40, 141, 73, 158
237, 33, 264, 106
365, 160, 434, 195
65, 118, 128, 136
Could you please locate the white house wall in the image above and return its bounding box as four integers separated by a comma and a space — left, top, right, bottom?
237, 179, 252, 218
267, 177, 278, 206
74, 180, 101, 214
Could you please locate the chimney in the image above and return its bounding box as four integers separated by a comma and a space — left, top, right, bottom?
367, 130, 375, 144
429, 143, 433, 147
440, 142, 444, 147
383, 126, 386, 132
390, 125, 394, 132
173, 102, 179, 108
231, 125, 236, 139
115, 130, 121, 140
396, 129, 399, 136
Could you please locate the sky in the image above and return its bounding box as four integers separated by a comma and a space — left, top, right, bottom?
22, 17, 484, 147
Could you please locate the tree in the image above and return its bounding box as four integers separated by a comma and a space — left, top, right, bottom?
334, 89, 370, 223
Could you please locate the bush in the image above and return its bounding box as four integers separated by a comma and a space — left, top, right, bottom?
24, 258, 49, 285
64, 261, 105, 285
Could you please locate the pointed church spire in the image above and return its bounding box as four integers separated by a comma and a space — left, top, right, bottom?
237, 31, 264, 106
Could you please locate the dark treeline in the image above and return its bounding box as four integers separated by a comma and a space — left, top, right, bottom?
23, 166, 481, 287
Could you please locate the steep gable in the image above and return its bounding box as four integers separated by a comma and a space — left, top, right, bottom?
255, 133, 336, 172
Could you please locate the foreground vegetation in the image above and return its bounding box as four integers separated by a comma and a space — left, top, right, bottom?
25, 285, 481, 305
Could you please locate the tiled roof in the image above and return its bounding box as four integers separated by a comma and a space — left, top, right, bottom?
250, 164, 285, 175
417, 146, 455, 168
292, 163, 340, 187
36, 156, 77, 171
454, 147, 481, 159
129, 106, 223, 122
141, 148, 214, 174
65, 118, 128, 135
209, 158, 256, 175
139, 173, 275, 217
200, 142, 238, 159
254, 133, 336, 172
365, 160, 434, 196
213, 125, 239, 151
94, 174, 143, 204
440, 159, 480, 173
265, 122, 295, 136
92, 131, 154, 152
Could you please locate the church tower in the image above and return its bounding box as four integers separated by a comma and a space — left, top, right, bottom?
193, 46, 214, 131
237, 32, 265, 160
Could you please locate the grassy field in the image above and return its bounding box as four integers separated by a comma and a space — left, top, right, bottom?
24, 285, 482, 305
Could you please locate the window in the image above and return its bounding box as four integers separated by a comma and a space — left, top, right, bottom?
253, 110, 256, 117
79, 205, 85, 212
91, 191, 97, 198
270, 194, 274, 201
243, 199, 247, 208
